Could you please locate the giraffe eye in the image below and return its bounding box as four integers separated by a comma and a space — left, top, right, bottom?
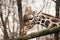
29, 18, 33, 20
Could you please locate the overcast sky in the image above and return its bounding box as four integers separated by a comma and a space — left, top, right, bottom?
22, 0, 56, 16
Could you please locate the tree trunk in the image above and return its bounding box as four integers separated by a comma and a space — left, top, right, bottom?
17, 0, 23, 36
55, 0, 60, 40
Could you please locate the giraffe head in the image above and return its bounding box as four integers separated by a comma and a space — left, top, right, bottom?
23, 6, 36, 27
21, 6, 36, 36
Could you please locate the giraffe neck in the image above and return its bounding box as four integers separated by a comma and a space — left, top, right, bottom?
38, 13, 60, 28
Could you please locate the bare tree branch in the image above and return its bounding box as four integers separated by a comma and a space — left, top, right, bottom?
0, 13, 9, 40
37, 0, 45, 14
0, 0, 10, 40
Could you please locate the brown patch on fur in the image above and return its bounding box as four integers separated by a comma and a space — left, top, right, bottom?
46, 17, 50, 19
21, 28, 27, 36
24, 15, 29, 22
51, 24, 57, 28
51, 18, 60, 22
41, 15, 46, 19
45, 20, 50, 27
25, 22, 31, 26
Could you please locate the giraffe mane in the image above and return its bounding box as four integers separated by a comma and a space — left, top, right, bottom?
42, 13, 60, 20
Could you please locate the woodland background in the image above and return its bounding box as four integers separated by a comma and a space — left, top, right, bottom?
0, 0, 58, 40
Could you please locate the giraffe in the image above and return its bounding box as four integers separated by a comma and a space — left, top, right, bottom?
21, 6, 60, 36
21, 12, 60, 36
